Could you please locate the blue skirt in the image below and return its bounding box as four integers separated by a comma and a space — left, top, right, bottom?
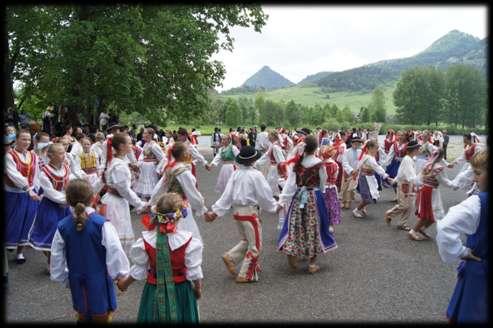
357, 175, 376, 203
447, 260, 488, 323
5, 191, 39, 248
28, 198, 71, 251
385, 157, 400, 179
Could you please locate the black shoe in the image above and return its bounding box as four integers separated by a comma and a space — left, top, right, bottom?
15, 253, 26, 264
3, 275, 8, 287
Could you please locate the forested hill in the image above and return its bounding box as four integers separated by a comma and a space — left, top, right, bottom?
313, 30, 486, 92
241, 65, 294, 90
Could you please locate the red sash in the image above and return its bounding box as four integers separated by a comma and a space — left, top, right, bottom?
6, 149, 37, 187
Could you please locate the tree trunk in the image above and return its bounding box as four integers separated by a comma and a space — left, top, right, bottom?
3, 24, 15, 114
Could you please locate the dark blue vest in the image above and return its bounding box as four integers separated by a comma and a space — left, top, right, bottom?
58, 213, 117, 316
447, 192, 488, 323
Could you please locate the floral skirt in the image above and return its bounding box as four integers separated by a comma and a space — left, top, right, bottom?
277, 188, 336, 259
324, 186, 341, 225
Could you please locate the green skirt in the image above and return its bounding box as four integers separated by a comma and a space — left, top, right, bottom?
137, 281, 199, 323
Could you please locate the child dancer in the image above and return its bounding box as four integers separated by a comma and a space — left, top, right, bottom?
151, 142, 207, 242
383, 131, 408, 197
332, 132, 347, 194
5, 129, 41, 264
28, 143, 71, 271
410, 148, 455, 241
278, 135, 336, 273
134, 129, 164, 200
320, 145, 341, 233
340, 133, 362, 209
101, 133, 149, 253
50, 179, 129, 323
79, 137, 102, 193
205, 146, 280, 283
448, 133, 483, 193
255, 130, 286, 198
117, 192, 203, 323
353, 140, 394, 218
436, 150, 488, 323
384, 140, 421, 231
208, 135, 240, 194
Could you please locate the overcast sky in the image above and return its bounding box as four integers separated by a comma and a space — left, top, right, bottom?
212, 6, 487, 91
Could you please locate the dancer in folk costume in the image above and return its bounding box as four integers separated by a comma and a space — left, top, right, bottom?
254, 130, 286, 197
79, 137, 103, 193
340, 133, 362, 209
436, 150, 488, 323
206, 146, 280, 283
5, 130, 42, 264
101, 133, 149, 253
208, 135, 240, 194
211, 127, 223, 157
373, 139, 388, 192
383, 131, 409, 196
320, 145, 341, 234
50, 179, 129, 323
28, 143, 72, 271
415, 131, 437, 174
34, 131, 51, 168
90, 132, 105, 166
59, 136, 88, 180
384, 129, 396, 154
410, 148, 455, 241
278, 136, 337, 274
118, 192, 203, 323
448, 133, 484, 194
332, 132, 347, 194
352, 140, 394, 218
134, 128, 165, 200
170, 128, 210, 183
384, 140, 421, 231
151, 142, 207, 242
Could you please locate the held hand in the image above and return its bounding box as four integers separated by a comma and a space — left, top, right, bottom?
276, 204, 285, 213
28, 189, 42, 201
117, 277, 128, 292
447, 164, 454, 169
204, 211, 217, 222
193, 280, 202, 299
205, 163, 212, 171
461, 251, 482, 262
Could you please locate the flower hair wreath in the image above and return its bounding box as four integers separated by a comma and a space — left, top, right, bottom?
141, 208, 188, 234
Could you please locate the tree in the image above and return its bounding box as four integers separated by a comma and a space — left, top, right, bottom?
341, 106, 354, 123
368, 87, 386, 122
7, 5, 268, 127
224, 98, 240, 127
359, 106, 370, 122
285, 100, 301, 127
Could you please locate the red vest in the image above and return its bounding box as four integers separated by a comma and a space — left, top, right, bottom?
465, 144, 477, 162
41, 163, 70, 191
5, 149, 37, 187
144, 237, 191, 285
324, 160, 339, 185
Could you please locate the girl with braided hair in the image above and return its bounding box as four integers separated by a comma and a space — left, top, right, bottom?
50, 179, 129, 323
118, 192, 203, 323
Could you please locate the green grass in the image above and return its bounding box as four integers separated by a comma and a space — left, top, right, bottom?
218, 84, 397, 114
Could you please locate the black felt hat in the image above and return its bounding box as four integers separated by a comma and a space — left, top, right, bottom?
235, 146, 261, 165
406, 139, 420, 150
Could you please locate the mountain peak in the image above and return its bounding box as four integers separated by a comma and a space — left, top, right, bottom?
421, 29, 480, 54
241, 66, 294, 90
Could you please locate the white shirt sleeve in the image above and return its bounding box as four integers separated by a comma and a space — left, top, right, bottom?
38, 170, 67, 204
110, 163, 145, 210
254, 172, 278, 213
210, 149, 223, 167
68, 153, 87, 179
189, 144, 208, 167
102, 222, 130, 280
367, 156, 388, 179
342, 150, 353, 175
383, 145, 395, 168
272, 145, 285, 164
254, 147, 271, 168
279, 168, 297, 206
50, 229, 68, 283
5, 153, 30, 190
150, 175, 167, 205
129, 238, 149, 280
319, 164, 327, 191
436, 169, 454, 189
151, 143, 165, 162
176, 171, 207, 216
185, 237, 203, 281
436, 195, 481, 263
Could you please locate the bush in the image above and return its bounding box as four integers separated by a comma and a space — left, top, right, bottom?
379, 123, 488, 135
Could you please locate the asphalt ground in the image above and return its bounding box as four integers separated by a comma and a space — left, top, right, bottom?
4, 147, 469, 323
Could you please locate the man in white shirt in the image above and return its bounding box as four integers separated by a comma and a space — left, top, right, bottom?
340, 133, 362, 209
255, 124, 270, 155
384, 140, 421, 231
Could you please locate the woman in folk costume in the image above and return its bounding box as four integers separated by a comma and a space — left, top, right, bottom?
448, 132, 484, 193
383, 131, 408, 196
79, 137, 103, 193
118, 192, 203, 323
28, 143, 72, 271
384, 129, 396, 154
278, 135, 336, 274
340, 133, 362, 209
34, 131, 51, 168
101, 133, 149, 253
206, 146, 280, 283
320, 145, 341, 234
436, 150, 488, 323
332, 132, 346, 194
50, 179, 129, 323
372, 139, 388, 192
384, 140, 421, 231
254, 130, 286, 198
59, 135, 88, 180
134, 128, 165, 200
415, 131, 437, 174
208, 135, 240, 194
5, 130, 42, 264
352, 140, 394, 218
410, 148, 455, 241
150, 142, 207, 242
